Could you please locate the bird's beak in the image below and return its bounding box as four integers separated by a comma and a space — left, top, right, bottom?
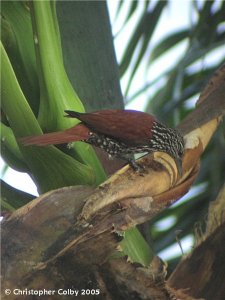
174, 157, 183, 177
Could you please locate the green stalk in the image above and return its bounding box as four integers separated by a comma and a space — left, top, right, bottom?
120, 227, 154, 266
1, 123, 28, 172
1, 42, 97, 193
30, 1, 106, 184
1, 180, 34, 211
1, 2, 39, 114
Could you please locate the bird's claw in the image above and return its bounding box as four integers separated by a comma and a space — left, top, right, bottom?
128, 160, 146, 175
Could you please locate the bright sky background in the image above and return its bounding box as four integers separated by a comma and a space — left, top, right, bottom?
108, 0, 192, 111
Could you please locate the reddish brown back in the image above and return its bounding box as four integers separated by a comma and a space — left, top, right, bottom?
65, 110, 156, 145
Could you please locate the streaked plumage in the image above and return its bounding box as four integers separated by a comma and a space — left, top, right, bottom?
21, 109, 184, 174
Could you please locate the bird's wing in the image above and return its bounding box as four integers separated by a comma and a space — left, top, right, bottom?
65, 110, 156, 145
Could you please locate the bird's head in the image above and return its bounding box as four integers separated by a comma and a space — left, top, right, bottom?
150, 122, 184, 177
166, 128, 184, 177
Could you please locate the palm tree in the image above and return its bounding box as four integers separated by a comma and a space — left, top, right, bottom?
1, 1, 225, 299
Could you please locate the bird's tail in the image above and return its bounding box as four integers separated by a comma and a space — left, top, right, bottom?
64, 110, 82, 118
20, 124, 89, 146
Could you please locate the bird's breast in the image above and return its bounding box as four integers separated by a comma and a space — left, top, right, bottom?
86, 132, 154, 157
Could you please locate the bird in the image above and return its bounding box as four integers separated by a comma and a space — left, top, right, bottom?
20, 109, 184, 175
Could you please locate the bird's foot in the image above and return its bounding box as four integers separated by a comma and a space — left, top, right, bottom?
128, 159, 146, 175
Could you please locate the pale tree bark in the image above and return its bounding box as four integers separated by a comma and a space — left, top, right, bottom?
2, 65, 225, 299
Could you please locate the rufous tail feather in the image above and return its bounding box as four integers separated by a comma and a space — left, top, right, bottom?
20, 124, 89, 146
